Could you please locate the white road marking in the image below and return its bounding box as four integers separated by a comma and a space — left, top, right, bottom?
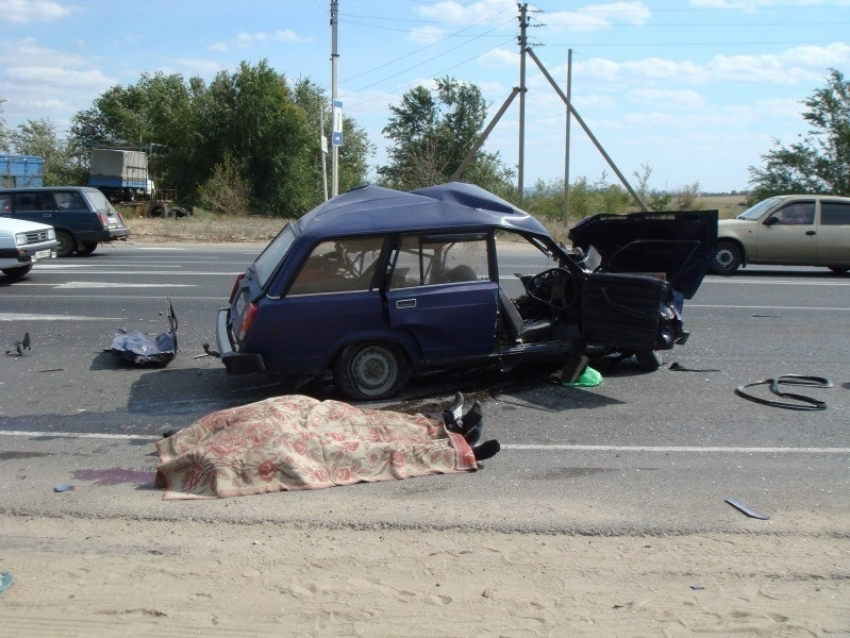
503, 444, 850, 454
0, 430, 159, 441
53, 282, 194, 289
0, 429, 847, 453
0, 313, 122, 321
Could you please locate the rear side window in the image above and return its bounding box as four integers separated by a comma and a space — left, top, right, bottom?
0, 194, 10, 213
254, 224, 298, 288
821, 202, 850, 225
388, 233, 489, 289
82, 189, 113, 214
288, 235, 385, 295
13, 192, 55, 211
55, 191, 87, 210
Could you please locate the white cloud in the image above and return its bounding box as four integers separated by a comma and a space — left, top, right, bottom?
628, 88, 706, 109
0, 0, 71, 22
171, 59, 225, 76
0, 37, 88, 68
417, 0, 515, 24
545, 2, 651, 32
5, 66, 112, 88
235, 29, 311, 48
478, 47, 519, 68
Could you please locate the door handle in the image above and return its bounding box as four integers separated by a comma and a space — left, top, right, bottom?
396, 299, 416, 309
806, 230, 816, 236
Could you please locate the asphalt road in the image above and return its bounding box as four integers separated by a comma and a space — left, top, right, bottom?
1, 241, 848, 535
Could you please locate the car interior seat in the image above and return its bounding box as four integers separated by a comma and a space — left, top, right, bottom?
498, 289, 553, 343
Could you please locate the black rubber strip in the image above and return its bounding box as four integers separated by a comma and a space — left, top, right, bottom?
735, 374, 831, 411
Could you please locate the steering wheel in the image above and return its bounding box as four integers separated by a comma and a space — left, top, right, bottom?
524, 268, 576, 310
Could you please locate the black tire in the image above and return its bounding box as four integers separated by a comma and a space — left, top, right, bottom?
828, 266, 849, 275
78, 241, 98, 256
333, 342, 411, 400
711, 240, 742, 275
147, 202, 167, 218
2, 263, 33, 280
635, 350, 662, 371
55, 230, 75, 257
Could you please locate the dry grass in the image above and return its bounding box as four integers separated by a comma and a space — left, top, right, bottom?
123, 194, 747, 244
125, 213, 287, 244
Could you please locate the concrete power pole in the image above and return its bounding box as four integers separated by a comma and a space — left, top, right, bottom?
330, 0, 339, 198
517, 3, 528, 203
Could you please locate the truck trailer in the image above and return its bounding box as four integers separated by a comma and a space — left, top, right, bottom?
88, 149, 153, 202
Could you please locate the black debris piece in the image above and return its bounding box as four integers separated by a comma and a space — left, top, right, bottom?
111, 300, 178, 367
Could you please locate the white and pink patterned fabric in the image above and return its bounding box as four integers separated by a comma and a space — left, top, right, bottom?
155, 395, 478, 500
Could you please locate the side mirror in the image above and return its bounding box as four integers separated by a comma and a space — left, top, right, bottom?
764, 215, 779, 226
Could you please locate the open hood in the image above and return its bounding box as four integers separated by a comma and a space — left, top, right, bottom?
568, 210, 718, 299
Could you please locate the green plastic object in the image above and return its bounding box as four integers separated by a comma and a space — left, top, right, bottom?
561, 366, 603, 387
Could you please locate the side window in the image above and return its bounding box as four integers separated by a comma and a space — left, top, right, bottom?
821, 202, 850, 225
774, 202, 815, 225
287, 236, 385, 295
13, 193, 38, 211
388, 234, 489, 289
55, 192, 87, 210
0, 194, 11, 214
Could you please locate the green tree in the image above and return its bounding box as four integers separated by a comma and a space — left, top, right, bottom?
70, 62, 372, 217
0, 98, 9, 153
378, 76, 514, 192
291, 78, 373, 202
748, 68, 850, 201
10, 118, 85, 185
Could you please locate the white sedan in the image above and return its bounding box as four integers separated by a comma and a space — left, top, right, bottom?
712, 194, 850, 275
0, 217, 58, 281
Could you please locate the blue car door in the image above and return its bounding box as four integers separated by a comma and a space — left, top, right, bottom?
385, 233, 498, 361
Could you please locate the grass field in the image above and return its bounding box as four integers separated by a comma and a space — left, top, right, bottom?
121, 192, 748, 244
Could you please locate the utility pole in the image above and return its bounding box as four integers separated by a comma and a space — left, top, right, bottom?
563, 49, 572, 226
330, 0, 339, 198
517, 3, 528, 203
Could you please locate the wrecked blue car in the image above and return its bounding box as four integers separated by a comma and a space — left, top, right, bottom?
216, 182, 717, 399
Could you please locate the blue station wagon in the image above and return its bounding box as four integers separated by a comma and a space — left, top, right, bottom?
216, 183, 717, 400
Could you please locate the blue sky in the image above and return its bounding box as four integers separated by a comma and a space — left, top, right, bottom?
2, 0, 849, 193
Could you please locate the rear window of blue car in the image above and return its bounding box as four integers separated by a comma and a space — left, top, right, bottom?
254, 224, 298, 288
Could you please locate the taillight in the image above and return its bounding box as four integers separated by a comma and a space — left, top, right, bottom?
97, 212, 109, 228
236, 302, 258, 341
229, 273, 245, 302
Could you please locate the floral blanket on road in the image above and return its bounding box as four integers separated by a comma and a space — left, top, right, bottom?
155, 395, 477, 500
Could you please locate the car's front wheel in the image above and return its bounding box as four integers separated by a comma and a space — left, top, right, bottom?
711, 240, 742, 275
333, 341, 411, 400
55, 230, 75, 258
1, 263, 33, 280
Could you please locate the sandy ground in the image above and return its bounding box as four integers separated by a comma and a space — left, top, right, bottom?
1, 514, 847, 637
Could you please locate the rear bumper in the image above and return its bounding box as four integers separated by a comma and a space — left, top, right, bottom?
215, 307, 265, 375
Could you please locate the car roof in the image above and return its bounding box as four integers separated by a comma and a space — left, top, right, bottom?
0, 186, 102, 193
296, 182, 549, 239
769, 194, 850, 202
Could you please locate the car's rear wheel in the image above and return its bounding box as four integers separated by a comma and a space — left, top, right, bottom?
333, 341, 411, 400
55, 230, 75, 257
2, 263, 33, 280
711, 241, 742, 275
828, 266, 849, 275
78, 241, 98, 256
